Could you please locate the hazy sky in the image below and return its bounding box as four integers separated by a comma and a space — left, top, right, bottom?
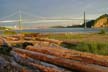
0, 0, 108, 28
0, 0, 108, 19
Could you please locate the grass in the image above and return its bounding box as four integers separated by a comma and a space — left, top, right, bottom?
47, 33, 85, 40
47, 33, 108, 42
47, 33, 108, 55
64, 42, 108, 55
98, 29, 106, 34
3, 30, 17, 35
2, 32, 108, 55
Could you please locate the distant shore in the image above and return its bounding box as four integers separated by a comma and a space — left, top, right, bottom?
15, 28, 108, 33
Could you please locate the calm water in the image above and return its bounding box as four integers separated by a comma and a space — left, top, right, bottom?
16, 28, 108, 33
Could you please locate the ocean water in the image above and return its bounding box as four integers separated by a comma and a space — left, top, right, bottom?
16, 28, 108, 33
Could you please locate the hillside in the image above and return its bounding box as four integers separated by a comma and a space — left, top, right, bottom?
93, 14, 108, 28
81, 14, 108, 28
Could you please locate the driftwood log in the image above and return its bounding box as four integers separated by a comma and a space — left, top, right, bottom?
1, 36, 108, 72
0, 55, 34, 72
26, 46, 108, 67
35, 38, 63, 45
11, 51, 72, 72
13, 48, 108, 72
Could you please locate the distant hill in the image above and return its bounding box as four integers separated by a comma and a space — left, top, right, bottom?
93, 14, 108, 28
51, 14, 108, 28
82, 20, 95, 28
50, 26, 65, 28
50, 25, 82, 28
82, 14, 108, 28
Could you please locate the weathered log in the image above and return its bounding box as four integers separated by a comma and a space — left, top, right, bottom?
3, 36, 20, 41
62, 40, 81, 45
7, 41, 48, 45
0, 55, 33, 72
26, 45, 79, 58
11, 51, 72, 72
11, 52, 40, 72
35, 37, 63, 45
26, 46, 108, 67
54, 47, 108, 67
6, 37, 62, 45
13, 48, 108, 72
29, 63, 63, 72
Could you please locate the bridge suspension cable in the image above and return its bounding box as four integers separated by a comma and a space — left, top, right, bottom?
0, 11, 18, 20
0, 10, 94, 30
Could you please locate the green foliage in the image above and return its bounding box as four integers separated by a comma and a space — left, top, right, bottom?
63, 42, 108, 55
95, 14, 108, 24
3, 30, 17, 35
82, 20, 95, 28
48, 33, 108, 55
76, 42, 98, 54
94, 14, 108, 27
98, 29, 106, 34
0, 26, 12, 30
48, 33, 83, 40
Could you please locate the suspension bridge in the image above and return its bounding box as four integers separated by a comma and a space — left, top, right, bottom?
0, 10, 91, 30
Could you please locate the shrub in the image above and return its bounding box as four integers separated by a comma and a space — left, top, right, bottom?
63, 42, 108, 55
98, 29, 106, 34
3, 30, 17, 35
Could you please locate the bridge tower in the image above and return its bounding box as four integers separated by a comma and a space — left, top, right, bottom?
84, 11, 86, 29
19, 10, 22, 31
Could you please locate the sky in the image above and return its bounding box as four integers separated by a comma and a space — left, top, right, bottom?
0, 0, 108, 28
